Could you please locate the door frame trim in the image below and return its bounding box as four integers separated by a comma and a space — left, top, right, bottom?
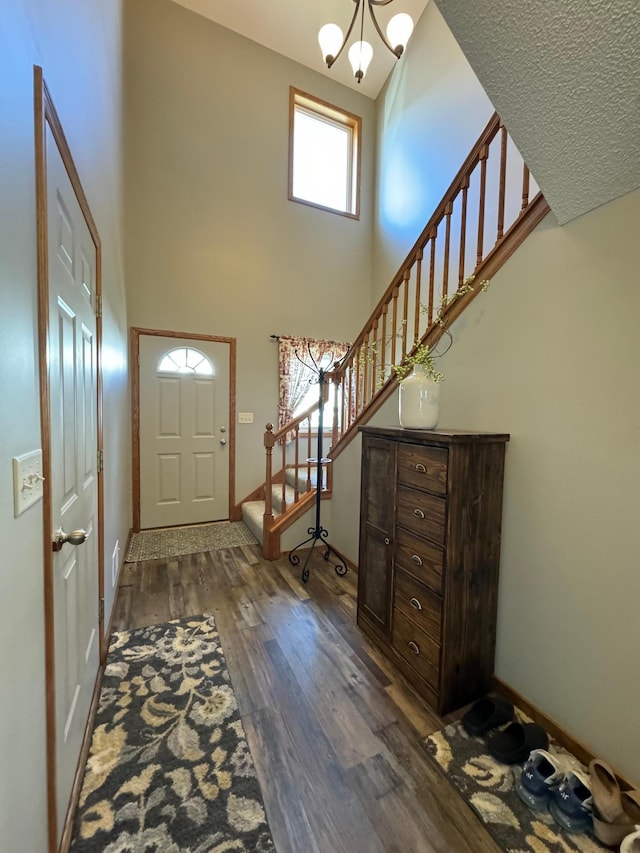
34, 66, 105, 852
130, 327, 237, 531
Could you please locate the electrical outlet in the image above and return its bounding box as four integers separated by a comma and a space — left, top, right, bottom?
13, 449, 44, 517
238, 412, 254, 424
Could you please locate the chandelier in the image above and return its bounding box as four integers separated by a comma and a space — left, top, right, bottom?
318, 0, 414, 83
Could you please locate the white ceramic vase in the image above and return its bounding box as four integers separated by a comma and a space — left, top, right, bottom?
399, 364, 441, 429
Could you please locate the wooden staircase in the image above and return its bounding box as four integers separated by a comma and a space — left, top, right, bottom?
238, 113, 550, 559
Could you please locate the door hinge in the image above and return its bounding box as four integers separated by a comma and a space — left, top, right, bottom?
99, 598, 104, 624
97, 448, 104, 474
96, 294, 102, 319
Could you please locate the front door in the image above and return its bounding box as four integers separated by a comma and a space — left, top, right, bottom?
46, 122, 101, 836
139, 335, 230, 528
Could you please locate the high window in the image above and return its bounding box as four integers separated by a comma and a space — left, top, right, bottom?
288, 88, 361, 219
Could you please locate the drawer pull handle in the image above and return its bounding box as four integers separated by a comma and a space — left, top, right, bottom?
409, 597, 422, 611
413, 508, 425, 519
411, 554, 423, 566
384, 537, 391, 545
415, 463, 427, 472
408, 641, 420, 655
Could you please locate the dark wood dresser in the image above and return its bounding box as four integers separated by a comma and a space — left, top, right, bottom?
357, 426, 509, 715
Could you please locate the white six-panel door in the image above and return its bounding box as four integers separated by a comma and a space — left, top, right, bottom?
46, 124, 100, 837
139, 336, 230, 528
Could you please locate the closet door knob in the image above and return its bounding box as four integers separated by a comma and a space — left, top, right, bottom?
384, 537, 391, 545
413, 508, 425, 519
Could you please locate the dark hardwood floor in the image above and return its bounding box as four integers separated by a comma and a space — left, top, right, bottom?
112, 544, 500, 853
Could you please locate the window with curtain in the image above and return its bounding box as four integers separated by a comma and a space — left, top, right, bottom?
278, 335, 350, 432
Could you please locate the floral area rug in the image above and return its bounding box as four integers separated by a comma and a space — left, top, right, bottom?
424, 719, 607, 853
70, 615, 275, 853
125, 522, 258, 562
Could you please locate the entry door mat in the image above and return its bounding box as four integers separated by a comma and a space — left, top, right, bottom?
424, 719, 607, 852
70, 615, 275, 852
126, 521, 258, 562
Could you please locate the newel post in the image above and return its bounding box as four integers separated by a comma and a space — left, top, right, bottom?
263, 423, 275, 527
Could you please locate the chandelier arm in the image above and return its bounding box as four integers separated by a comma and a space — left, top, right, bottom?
366, 0, 403, 57
326, 0, 363, 68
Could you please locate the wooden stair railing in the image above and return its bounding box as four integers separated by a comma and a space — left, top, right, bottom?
261, 390, 333, 559
330, 112, 550, 457
252, 112, 550, 558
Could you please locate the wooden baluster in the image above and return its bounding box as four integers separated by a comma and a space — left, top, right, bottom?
521, 163, 530, 211
380, 304, 388, 386
280, 439, 286, 512
458, 176, 469, 288
496, 123, 508, 241
401, 270, 410, 360
354, 347, 361, 417
362, 333, 370, 408
347, 363, 353, 431
331, 369, 340, 449
263, 423, 275, 528
428, 228, 436, 325
293, 424, 300, 503
476, 144, 489, 268
371, 319, 378, 398
413, 248, 423, 346
391, 286, 399, 367
442, 201, 453, 304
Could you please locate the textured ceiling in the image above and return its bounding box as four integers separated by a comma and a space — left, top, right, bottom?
169, 0, 429, 98
435, 0, 640, 224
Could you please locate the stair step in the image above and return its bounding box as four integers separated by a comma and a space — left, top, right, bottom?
285, 466, 325, 491
241, 501, 266, 544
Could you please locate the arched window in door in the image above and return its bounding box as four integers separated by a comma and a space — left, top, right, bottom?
157, 347, 214, 375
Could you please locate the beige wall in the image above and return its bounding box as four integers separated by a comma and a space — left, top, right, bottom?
438, 191, 640, 781
124, 0, 376, 501
372, 1, 494, 300
0, 1, 129, 849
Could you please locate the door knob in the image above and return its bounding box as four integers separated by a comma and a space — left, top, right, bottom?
53, 527, 87, 552
220, 439, 227, 446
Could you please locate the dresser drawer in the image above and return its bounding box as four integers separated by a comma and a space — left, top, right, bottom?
397, 484, 446, 546
394, 570, 442, 643
395, 527, 443, 593
392, 609, 440, 689
397, 444, 447, 495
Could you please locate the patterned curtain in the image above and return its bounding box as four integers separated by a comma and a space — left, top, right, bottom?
278, 336, 350, 431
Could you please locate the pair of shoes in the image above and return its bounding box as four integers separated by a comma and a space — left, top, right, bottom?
461, 695, 548, 765
515, 749, 593, 833
621, 828, 640, 853
590, 759, 640, 847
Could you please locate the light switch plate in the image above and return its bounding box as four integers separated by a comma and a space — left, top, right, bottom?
238, 412, 254, 424
13, 449, 44, 517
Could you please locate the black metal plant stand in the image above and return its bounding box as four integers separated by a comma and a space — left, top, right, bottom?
288, 363, 348, 584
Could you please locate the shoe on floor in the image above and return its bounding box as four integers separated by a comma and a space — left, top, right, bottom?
462, 696, 514, 737
590, 758, 624, 822
548, 769, 593, 834
515, 748, 579, 811
487, 721, 549, 764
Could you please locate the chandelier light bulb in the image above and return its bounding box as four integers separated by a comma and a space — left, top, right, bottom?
386, 12, 414, 56
348, 40, 373, 82
318, 23, 344, 65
